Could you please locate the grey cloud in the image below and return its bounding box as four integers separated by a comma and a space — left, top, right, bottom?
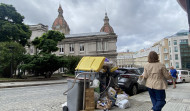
0, 0, 188, 52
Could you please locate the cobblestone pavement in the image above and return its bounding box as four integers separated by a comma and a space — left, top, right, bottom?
0, 84, 67, 111
0, 79, 190, 111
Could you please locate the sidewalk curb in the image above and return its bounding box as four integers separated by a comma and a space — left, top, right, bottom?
0, 81, 67, 89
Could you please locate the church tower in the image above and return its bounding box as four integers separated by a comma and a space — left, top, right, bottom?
100, 13, 114, 33
52, 4, 70, 34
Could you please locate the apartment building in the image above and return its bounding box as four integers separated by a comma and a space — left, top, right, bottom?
117, 51, 134, 68
168, 30, 190, 69
132, 30, 190, 70
131, 44, 160, 68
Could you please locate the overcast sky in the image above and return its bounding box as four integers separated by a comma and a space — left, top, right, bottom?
0, 0, 188, 52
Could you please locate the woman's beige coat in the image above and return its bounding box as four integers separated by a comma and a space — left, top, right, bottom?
143, 62, 172, 90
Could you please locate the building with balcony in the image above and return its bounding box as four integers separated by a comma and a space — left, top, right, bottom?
153, 38, 170, 68
117, 30, 190, 70
117, 51, 134, 68
168, 30, 190, 70
133, 45, 160, 68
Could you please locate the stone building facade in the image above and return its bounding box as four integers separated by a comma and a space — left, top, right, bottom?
117, 52, 134, 68
52, 4, 118, 65
27, 24, 48, 55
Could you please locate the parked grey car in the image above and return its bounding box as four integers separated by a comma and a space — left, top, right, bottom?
117, 68, 147, 95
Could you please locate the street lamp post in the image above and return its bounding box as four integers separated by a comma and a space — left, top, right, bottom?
9, 46, 14, 77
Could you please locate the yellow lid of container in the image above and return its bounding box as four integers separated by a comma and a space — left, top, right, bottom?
75, 56, 105, 72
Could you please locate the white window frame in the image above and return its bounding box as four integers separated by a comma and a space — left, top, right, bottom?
79, 43, 84, 52
97, 41, 108, 51
97, 42, 102, 51
176, 62, 179, 68
164, 55, 168, 60
59, 45, 64, 54
174, 40, 177, 45
69, 44, 74, 53
175, 54, 178, 60
164, 48, 167, 53
104, 41, 108, 51
174, 46, 178, 52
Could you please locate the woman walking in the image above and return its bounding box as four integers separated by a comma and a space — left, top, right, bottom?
143, 51, 172, 111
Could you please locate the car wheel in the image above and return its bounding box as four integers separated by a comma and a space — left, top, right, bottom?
63, 106, 68, 111
131, 85, 138, 95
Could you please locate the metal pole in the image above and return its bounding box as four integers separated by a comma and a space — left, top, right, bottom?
11, 50, 13, 77
10, 58, 12, 77
9, 46, 14, 78
83, 74, 86, 110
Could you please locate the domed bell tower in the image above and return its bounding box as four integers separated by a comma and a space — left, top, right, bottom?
52, 4, 70, 34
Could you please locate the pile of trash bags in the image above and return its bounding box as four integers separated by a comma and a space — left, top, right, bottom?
92, 58, 130, 110
93, 78, 131, 110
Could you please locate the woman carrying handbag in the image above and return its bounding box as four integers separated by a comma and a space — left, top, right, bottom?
142, 51, 172, 111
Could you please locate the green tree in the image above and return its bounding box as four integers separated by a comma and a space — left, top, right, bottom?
64, 56, 81, 74
19, 54, 66, 78
0, 42, 26, 77
19, 30, 65, 78
32, 30, 65, 54
0, 3, 31, 46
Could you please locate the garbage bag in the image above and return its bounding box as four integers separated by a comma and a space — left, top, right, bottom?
92, 78, 100, 88
94, 92, 100, 102
115, 94, 129, 106
117, 99, 130, 109
108, 87, 116, 98
96, 98, 112, 110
